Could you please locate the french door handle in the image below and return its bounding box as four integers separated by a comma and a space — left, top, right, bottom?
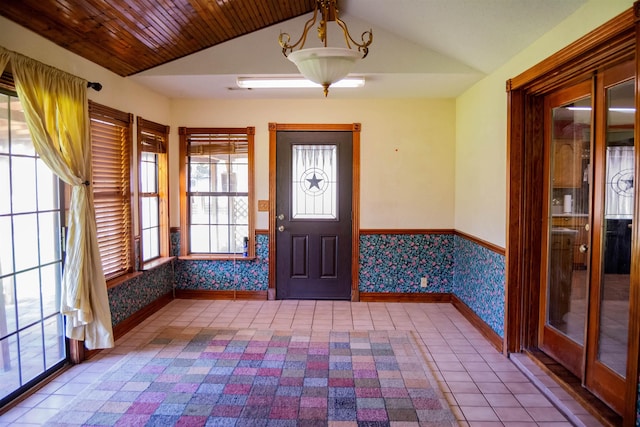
277, 214, 285, 221
278, 225, 285, 232
579, 244, 588, 253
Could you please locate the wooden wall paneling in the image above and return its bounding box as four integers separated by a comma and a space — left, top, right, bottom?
0, 0, 316, 76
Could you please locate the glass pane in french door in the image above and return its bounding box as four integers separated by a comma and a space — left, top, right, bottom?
0, 91, 66, 406
599, 79, 633, 377
547, 94, 592, 344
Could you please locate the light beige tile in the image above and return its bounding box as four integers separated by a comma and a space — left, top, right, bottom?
5, 300, 596, 426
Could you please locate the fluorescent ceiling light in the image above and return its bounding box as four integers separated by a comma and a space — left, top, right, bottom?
566, 106, 635, 113
610, 107, 636, 113
236, 77, 365, 89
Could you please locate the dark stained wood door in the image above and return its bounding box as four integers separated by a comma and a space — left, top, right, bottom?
275, 130, 352, 300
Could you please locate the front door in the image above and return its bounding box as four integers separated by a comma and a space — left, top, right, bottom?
539, 61, 634, 415
275, 130, 353, 300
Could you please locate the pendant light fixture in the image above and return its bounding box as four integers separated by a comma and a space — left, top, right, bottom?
278, 0, 373, 97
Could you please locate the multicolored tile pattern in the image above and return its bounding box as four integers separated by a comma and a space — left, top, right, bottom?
46, 328, 456, 426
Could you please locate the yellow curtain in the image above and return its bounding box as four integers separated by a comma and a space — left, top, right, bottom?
3, 47, 114, 349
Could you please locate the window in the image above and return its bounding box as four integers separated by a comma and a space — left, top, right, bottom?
0, 77, 67, 406
89, 101, 134, 281
179, 127, 255, 258
137, 117, 170, 266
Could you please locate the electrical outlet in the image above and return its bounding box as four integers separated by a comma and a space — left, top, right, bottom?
420, 277, 427, 288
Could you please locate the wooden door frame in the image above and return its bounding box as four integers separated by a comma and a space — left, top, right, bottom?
268, 123, 361, 301
506, 4, 639, 425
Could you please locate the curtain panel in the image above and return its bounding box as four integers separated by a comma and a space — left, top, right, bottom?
0, 46, 113, 349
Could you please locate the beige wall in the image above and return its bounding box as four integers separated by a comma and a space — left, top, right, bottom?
170, 98, 456, 230
454, 0, 634, 248
4, 0, 635, 245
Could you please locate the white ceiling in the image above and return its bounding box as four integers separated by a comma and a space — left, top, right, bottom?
129, 0, 587, 99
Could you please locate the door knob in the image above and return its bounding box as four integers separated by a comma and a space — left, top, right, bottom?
278, 225, 285, 232
579, 244, 588, 253
277, 214, 285, 221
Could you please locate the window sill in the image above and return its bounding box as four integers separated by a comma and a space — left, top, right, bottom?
106, 271, 143, 289
141, 256, 175, 271
178, 254, 256, 261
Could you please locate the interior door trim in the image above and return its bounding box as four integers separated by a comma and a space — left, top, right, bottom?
268, 122, 361, 301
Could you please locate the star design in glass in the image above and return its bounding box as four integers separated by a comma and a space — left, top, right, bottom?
306, 173, 323, 190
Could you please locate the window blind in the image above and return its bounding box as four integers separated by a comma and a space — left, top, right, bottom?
139, 117, 168, 154
89, 101, 133, 280
188, 133, 249, 156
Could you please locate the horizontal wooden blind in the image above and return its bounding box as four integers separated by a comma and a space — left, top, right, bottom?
140, 132, 166, 154
89, 101, 133, 280
138, 117, 169, 154
188, 132, 249, 156
0, 71, 15, 92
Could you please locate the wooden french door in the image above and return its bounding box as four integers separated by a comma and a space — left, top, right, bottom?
540, 61, 634, 414
540, 79, 593, 378
274, 130, 353, 300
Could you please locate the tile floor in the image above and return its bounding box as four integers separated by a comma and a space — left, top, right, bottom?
0, 299, 606, 426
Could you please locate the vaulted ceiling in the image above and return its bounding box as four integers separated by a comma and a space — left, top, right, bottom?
0, 0, 588, 99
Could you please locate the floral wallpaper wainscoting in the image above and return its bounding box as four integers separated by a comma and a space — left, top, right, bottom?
107, 262, 174, 325
452, 235, 505, 338
174, 234, 269, 292
358, 233, 455, 293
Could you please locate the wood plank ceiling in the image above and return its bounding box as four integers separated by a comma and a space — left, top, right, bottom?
0, 0, 315, 76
